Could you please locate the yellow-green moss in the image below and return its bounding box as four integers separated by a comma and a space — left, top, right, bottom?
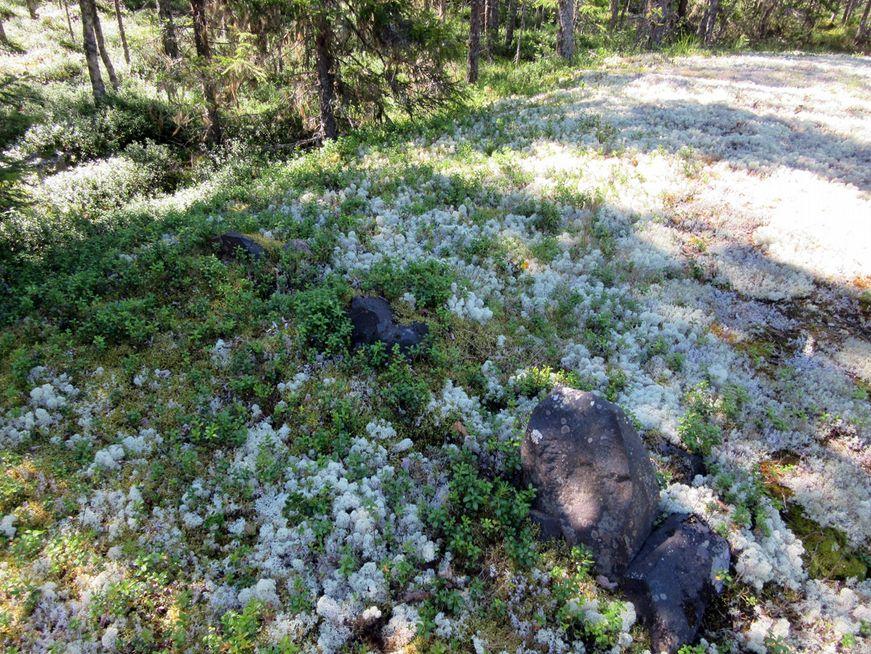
784, 505, 868, 581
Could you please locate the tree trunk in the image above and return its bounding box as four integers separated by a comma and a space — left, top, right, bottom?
438, 0, 446, 21
619, 0, 630, 26
113, 0, 130, 64
609, 0, 620, 30
63, 0, 75, 41
157, 0, 180, 59
190, 0, 223, 144
804, 0, 819, 30
677, 0, 688, 24
697, 0, 719, 43
556, 0, 575, 59
468, 0, 483, 83
88, 0, 119, 89
0, 20, 7, 45
485, 0, 499, 54
514, 0, 525, 62
505, 0, 517, 48
842, 0, 858, 23
645, 0, 673, 46
26, 0, 39, 19
758, 0, 778, 39
79, 0, 106, 102
314, 14, 338, 139
857, 0, 871, 42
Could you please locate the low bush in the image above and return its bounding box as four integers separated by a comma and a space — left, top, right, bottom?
425, 452, 536, 571
290, 280, 352, 356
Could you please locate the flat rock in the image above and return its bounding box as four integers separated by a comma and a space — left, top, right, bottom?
622, 513, 730, 654
348, 296, 427, 353
216, 231, 266, 260
520, 387, 659, 578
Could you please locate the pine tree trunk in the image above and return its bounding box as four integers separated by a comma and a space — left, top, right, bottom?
190, 0, 223, 144
0, 20, 7, 45
157, 0, 180, 59
804, 0, 819, 30
505, 0, 517, 48
314, 15, 338, 139
609, 0, 620, 30
646, 0, 672, 46
697, 0, 719, 43
438, 0, 446, 21
619, 0, 630, 26
64, 0, 75, 41
26, 0, 39, 19
113, 0, 130, 64
758, 0, 778, 39
88, 0, 119, 89
79, 0, 106, 102
842, 0, 857, 23
515, 0, 525, 62
556, 0, 575, 59
485, 0, 499, 54
468, 0, 483, 83
857, 0, 871, 42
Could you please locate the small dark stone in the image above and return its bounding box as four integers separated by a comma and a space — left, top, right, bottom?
348, 296, 428, 353
654, 440, 706, 485
349, 296, 395, 346
216, 231, 266, 260
521, 388, 659, 579
528, 509, 564, 540
622, 513, 731, 654
383, 322, 429, 352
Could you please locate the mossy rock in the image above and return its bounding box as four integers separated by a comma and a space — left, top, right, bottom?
761, 456, 867, 580
241, 232, 284, 254
783, 504, 868, 581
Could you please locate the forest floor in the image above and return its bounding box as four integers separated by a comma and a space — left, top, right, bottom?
2, 52, 870, 654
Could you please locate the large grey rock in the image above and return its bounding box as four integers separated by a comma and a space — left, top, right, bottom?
348, 296, 428, 354
520, 388, 659, 578
622, 513, 730, 654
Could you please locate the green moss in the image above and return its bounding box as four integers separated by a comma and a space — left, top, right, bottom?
784, 504, 867, 581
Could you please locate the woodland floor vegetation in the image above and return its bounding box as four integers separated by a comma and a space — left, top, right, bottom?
1, 2, 870, 654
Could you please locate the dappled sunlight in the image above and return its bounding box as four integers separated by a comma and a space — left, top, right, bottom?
2, 46, 870, 654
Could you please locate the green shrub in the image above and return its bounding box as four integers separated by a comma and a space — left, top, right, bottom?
425, 453, 536, 571
84, 297, 159, 346
514, 366, 588, 398
379, 355, 431, 425
290, 281, 352, 355
363, 258, 454, 310
218, 600, 264, 654
189, 406, 248, 448
19, 91, 194, 164
677, 408, 722, 456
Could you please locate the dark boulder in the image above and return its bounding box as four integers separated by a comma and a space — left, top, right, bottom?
622, 513, 730, 654
348, 296, 428, 354
520, 388, 659, 579
216, 232, 266, 260
349, 296, 394, 345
